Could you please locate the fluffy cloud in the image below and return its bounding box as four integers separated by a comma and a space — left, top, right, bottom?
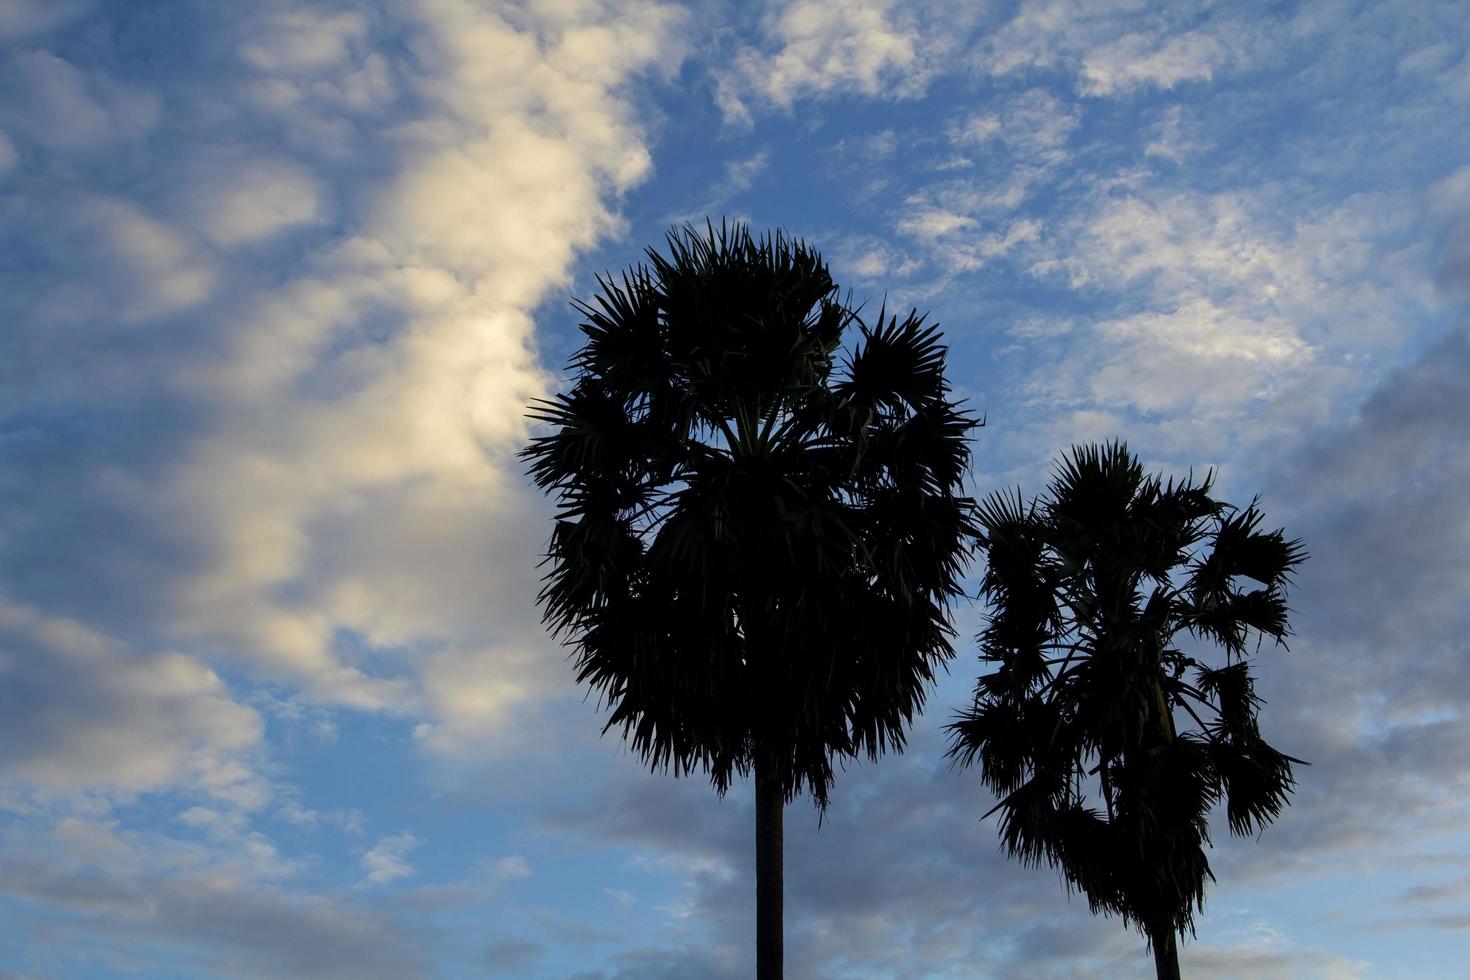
979, 180, 1439, 476
1, 4, 684, 970
0, 596, 263, 803
0, 0, 685, 752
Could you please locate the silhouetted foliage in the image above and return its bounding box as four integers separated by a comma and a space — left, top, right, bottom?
521, 221, 979, 977
948, 442, 1306, 980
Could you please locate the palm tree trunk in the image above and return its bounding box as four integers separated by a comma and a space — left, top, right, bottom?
1151, 926, 1181, 980
755, 763, 783, 980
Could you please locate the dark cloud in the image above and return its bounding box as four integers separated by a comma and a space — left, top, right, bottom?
535, 712, 1353, 979
1224, 325, 1470, 870
483, 937, 544, 975
1399, 878, 1470, 904
1430, 168, 1470, 296
0, 857, 430, 979
532, 327, 1470, 978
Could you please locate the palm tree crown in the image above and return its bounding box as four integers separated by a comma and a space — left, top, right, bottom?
522, 220, 979, 809
948, 442, 1306, 977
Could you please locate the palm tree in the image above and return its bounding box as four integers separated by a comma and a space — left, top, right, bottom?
522, 221, 978, 978
948, 442, 1305, 980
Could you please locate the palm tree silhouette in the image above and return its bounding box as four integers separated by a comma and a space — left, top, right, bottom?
948, 442, 1305, 980
522, 221, 978, 978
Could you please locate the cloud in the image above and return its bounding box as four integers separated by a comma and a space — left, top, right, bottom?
0, 791, 441, 978
361, 832, 419, 885
0, 596, 264, 804
0, 48, 159, 150
0, 855, 429, 979
0, 0, 686, 747
1142, 104, 1203, 164
1429, 165, 1470, 295
970, 0, 1272, 98
1077, 27, 1235, 97
483, 936, 543, 974
0, 2, 684, 970
3, 2, 1467, 976
951, 87, 1080, 165
1172, 325, 1470, 888
665, 149, 770, 223
1027, 297, 1310, 416
541, 713, 1368, 979
979, 180, 1443, 476
236, 8, 371, 75
187, 150, 326, 248
714, 0, 980, 124
825, 233, 921, 283
889, 88, 1077, 279
0, 0, 90, 41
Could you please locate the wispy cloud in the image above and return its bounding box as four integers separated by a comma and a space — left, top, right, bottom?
714, 0, 981, 125
361, 832, 420, 885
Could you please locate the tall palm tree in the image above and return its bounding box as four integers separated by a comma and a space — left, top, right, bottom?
948, 442, 1305, 980
522, 221, 978, 978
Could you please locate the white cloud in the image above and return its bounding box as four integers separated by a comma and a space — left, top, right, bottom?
80, 197, 217, 322
1143, 104, 1203, 164
890, 88, 1079, 279
971, 176, 1444, 482
722, 149, 770, 196
1078, 27, 1232, 96
238, 9, 371, 74
491, 855, 531, 882
951, 88, 1080, 164
827, 233, 921, 282
191, 152, 326, 248
897, 207, 975, 240
971, 0, 1276, 99
412, 645, 537, 756
361, 832, 420, 884
715, 0, 978, 124
896, 187, 1043, 273
0, 0, 687, 738
1031, 297, 1312, 415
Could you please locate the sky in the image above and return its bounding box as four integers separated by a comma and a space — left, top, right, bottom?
0, 0, 1467, 977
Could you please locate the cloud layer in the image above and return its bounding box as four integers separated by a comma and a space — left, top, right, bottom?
3, 0, 1468, 976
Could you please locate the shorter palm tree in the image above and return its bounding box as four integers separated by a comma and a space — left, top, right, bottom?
949, 442, 1306, 980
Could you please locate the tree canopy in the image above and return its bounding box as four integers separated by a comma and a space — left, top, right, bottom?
948, 442, 1306, 977
522, 220, 979, 809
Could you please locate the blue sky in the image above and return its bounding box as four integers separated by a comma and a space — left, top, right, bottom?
1, 0, 1467, 976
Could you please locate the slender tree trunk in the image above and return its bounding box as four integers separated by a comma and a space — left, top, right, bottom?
755, 763, 784, 980
1151, 926, 1181, 980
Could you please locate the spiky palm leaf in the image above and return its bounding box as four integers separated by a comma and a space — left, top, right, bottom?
948, 441, 1305, 973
